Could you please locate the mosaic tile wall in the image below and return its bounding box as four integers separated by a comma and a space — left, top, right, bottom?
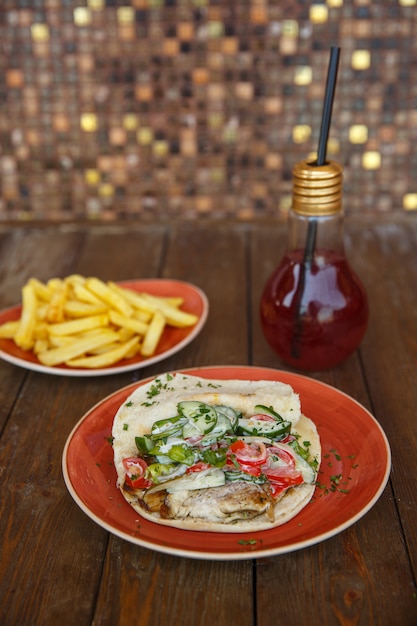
0, 0, 417, 222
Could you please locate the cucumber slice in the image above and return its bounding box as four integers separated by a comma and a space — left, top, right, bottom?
146, 467, 226, 494
224, 469, 267, 485
214, 405, 240, 430
135, 435, 154, 454
254, 404, 285, 421
294, 454, 316, 484
210, 412, 234, 437
151, 415, 188, 439
237, 417, 291, 439
271, 443, 317, 484
178, 401, 218, 434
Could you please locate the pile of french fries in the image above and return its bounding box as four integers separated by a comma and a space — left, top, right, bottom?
0, 275, 199, 368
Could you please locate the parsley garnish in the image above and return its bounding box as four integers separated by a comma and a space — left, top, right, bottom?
140, 374, 177, 406
329, 448, 342, 461
314, 449, 359, 497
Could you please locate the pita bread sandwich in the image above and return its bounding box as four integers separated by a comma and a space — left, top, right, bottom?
112, 373, 321, 533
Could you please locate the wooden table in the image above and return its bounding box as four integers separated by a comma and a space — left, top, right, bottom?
0, 218, 416, 626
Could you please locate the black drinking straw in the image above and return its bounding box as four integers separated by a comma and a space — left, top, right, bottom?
291, 46, 341, 359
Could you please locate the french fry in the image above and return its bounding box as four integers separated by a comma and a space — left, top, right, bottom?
47, 314, 109, 337
46, 282, 69, 323
64, 274, 86, 287
108, 309, 148, 335
109, 283, 195, 327
88, 336, 140, 359
48, 335, 75, 348
158, 296, 184, 307
132, 309, 152, 323
14, 283, 38, 351
0, 320, 19, 338
33, 338, 50, 354
108, 282, 156, 315
33, 323, 48, 340
138, 293, 199, 328
140, 310, 166, 356
63, 301, 108, 318
116, 327, 136, 342
72, 282, 104, 306
85, 277, 133, 317
28, 277, 54, 302
36, 305, 48, 321
37, 329, 119, 366
65, 336, 140, 368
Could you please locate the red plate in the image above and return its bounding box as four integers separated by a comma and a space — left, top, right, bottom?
0, 279, 208, 377
62, 365, 391, 560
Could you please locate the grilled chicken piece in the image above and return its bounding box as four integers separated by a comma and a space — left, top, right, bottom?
142, 489, 167, 513
155, 481, 275, 524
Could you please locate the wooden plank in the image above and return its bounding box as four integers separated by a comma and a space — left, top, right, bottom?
70, 223, 168, 281
93, 539, 253, 626
255, 490, 416, 626
249, 222, 417, 625
92, 222, 255, 626
0, 226, 82, 306
147, 221, 251, 373
0, 373, 110, 626
0, 361, 27, 431
0, 227, 83, 430
346, 221, 417, 576
0, 225, 170, 626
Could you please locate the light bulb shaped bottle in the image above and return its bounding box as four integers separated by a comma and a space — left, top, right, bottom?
260, 159, 369, 370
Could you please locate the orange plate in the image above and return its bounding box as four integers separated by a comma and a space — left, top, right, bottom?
0, 279, 208, 377
62, 365, 391, 560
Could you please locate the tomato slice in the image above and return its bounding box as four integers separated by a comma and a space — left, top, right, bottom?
263, 466, 303, 483
237, 463, 262, 477
262, 445, 304, 494
229, 440, 267, 466
123, 457, 151, 488
269, 483, 287, 498
186, 462, 211, 473
267, 445, 296, 468
250, 413, 276, 422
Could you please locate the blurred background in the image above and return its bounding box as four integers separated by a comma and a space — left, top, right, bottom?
0, 0, 416, 222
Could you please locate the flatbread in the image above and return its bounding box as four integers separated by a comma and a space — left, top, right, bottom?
112, 373, 321, 533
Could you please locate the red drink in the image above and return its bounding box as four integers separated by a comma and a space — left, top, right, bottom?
260, 249, 369, 370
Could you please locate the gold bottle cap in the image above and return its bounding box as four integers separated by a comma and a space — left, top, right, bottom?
292, 159, 343, 216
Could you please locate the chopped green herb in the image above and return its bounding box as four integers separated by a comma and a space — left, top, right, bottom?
330, 448, 342, 461
330, 473, 342, 485
144, 375, 175, 401
123, 423, 129, 431
125, 401, 134, 407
